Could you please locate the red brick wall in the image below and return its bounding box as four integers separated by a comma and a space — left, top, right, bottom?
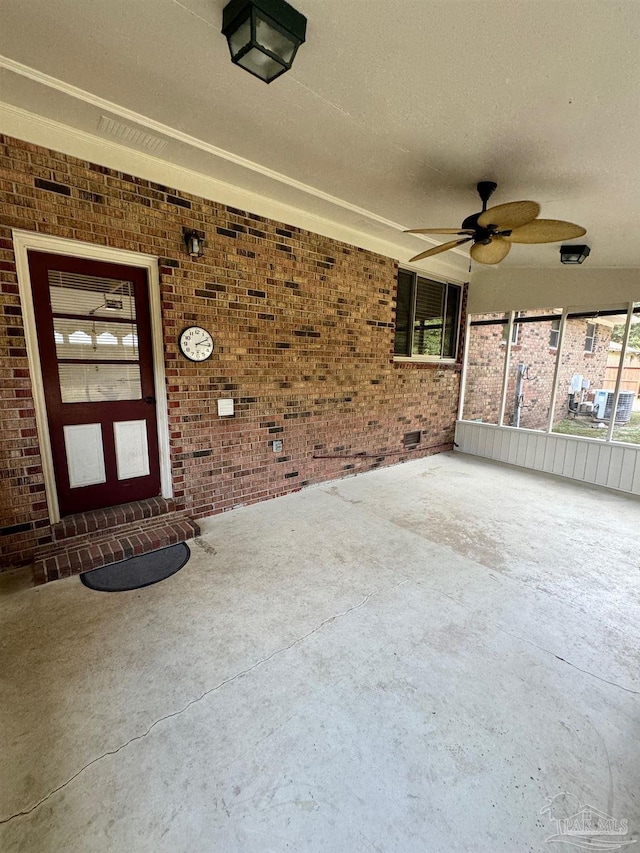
505, 315, 559, 430
462, 311, 610, 429
0, 134, 465, 571
462, 313, 504, 423
552, 319, 610, 419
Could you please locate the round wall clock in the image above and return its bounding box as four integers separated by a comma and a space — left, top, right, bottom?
179, 326, 214, 362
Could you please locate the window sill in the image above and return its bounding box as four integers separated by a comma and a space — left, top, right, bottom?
393, 357, 461, 370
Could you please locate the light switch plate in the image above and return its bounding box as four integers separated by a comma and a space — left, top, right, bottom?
217, 398, 234, 417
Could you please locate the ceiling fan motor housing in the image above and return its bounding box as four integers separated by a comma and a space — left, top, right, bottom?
460, 213, 506, 243
462, 181, 500, 239
477, 181, 497, 206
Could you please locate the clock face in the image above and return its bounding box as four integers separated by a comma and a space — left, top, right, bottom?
179, 326, 214, 362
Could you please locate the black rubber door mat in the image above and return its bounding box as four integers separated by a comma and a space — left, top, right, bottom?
80, 543, 190, 592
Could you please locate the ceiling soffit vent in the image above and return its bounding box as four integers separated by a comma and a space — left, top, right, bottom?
98, 116, 168, 154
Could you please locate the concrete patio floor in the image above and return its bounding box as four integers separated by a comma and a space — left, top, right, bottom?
1, 452, 639, 852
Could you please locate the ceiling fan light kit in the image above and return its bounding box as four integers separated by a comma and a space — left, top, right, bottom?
406, 182, 587, 265
222, 0, 307, 83
560, 245, 591, 264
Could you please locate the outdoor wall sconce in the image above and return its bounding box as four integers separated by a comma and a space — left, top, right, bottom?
560, 245, 591, 264
183, 228, 205, 258
222, 0, 307, 84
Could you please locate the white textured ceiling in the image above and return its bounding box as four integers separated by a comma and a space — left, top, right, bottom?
1, 0, 640, 273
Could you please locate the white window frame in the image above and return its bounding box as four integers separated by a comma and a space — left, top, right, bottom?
584, 322, 596, 353
501, 311, 521, 345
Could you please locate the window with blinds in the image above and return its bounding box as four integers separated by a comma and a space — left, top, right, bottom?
47, 269, 142, 403
584, 322, 596, 352
394, 270, 461, 360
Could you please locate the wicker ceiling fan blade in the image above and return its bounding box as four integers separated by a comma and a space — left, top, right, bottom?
408, 237, 473, 263
404, 228, 476, 235
478, 200, 540, 229
503, 219, 587, 243
470, 238, 511, 265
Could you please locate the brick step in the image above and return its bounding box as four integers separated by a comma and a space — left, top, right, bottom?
34, 513, 200, 584
51, 497, 179, 541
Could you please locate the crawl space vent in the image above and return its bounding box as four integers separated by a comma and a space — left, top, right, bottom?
98, 116, 168, 154
403, 431, 421, 447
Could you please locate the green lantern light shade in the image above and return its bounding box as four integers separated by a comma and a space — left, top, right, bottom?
222, 0, 307, 83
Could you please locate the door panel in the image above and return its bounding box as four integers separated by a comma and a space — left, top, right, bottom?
113, 420, 150, 480
28, 251, 161, 515
63, 423, 106, 487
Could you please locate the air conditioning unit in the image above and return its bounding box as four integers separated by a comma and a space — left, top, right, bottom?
592, 390, 635, 423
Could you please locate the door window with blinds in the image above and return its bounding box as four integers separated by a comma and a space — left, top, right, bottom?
394, 270, 461, 360
48, 270, 142, 403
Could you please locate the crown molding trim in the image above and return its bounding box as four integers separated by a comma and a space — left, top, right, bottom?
0, 54, 468, 280
0, 100, 467, 281
0, 55, 409, 232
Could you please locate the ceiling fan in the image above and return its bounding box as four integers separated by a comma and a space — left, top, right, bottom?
405, 181, 586, 265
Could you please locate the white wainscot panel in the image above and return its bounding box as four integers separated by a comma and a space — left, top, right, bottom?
633, 451, 640, 493
563, 440, 578, 479
573, 441, 589, 481
595, 444, 613, 486
515, 432, 530, 467
63, 423, 106, 488
497, 430, 511, 463
522, 434, 535, 469
620, 448, 638, 492
583, 442, 600, 483
607, 446, 626, 491
552, 437, 568, 476
114, 420, 150, 480
507, 432, 521, 466
542, 436, 557, 473
454, 421, 640, 497
476, 426, 489, 457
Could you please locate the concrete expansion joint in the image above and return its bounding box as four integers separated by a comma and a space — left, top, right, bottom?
421, 581, 640, 697
0, 577, 409, 826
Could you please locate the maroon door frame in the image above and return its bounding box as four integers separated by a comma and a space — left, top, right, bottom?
28, 251, 161, 516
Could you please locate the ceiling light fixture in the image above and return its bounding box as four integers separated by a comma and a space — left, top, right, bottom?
89, 297, 123, 314
222, 0, 307, 84
560, 245, 591, 264
183, 228, 205, 258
